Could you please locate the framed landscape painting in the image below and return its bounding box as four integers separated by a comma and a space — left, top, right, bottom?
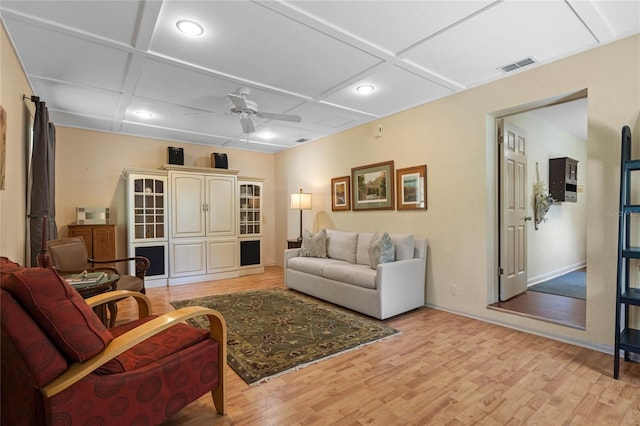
351, 161, 394, 211
331, 176, 351, 211
396, 165, 427, 210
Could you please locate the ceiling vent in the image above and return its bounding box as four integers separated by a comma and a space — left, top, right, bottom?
498, 56, 536, 73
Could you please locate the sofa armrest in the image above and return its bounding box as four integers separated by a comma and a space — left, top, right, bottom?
284, 248, 301, 265
376, 258, 426, 308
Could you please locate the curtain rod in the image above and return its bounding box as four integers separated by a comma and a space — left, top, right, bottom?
22, 94, 40, 103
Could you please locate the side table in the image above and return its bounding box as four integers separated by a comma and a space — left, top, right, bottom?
287, 239, 302, 249
67, 273, 120, 327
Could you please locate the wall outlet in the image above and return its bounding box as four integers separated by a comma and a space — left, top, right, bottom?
449, 285, 458, 296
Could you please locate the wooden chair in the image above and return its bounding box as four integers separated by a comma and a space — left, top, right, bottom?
0, 258, 226, 425
45, 237, 150, 327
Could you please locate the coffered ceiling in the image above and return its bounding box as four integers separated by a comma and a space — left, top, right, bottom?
1, 1, 638, 153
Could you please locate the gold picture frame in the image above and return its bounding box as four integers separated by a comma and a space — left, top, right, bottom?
351, 160, 395, 211
331, 176, 351, 211
396, 165, 427, 210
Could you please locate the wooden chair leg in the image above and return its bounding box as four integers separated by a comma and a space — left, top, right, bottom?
107, 301, 118, 328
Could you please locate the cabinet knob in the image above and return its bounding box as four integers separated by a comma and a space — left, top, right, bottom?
524, 216, 533, 221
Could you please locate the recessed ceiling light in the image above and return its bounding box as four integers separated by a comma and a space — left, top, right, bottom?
136, 111, 153, 119
355, 84, 375, 95
259, 131, 275, 140
176, 20, 204, 36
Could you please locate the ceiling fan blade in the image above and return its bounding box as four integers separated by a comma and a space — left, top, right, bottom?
240, 117, 255, 134
258, 111, 302, 123
228, 93, 248, 110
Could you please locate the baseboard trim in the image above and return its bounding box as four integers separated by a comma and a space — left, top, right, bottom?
527, 261, 586, 286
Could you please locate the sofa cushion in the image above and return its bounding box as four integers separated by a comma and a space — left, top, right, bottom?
326, 229, 358, 263
300, 229, 327, 258
390, 234, 416, 261
97, 317, 209, 374
288, 256, 343, 276
2, 267, 114, 362
322, 263, 377, 289
369, 232, 395, 270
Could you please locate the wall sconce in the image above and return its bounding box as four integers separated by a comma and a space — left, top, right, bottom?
290, 188, 312, 241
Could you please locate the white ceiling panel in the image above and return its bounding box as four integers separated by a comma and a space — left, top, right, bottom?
148, 1, 382, 97
322, 63, 454, 117
287, 0, 495, 54
286, 101, 374, 133
2, 0, 637, 153
1, 0, 143, 45
402, 1, 598, 87
48, 111, 117, 134
4, 17, 131, 91
31, 79, 121, 119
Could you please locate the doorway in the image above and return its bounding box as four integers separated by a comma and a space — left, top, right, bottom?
490, 96, 588, 329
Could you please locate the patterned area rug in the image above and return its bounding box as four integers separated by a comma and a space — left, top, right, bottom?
171, 288, 399, 385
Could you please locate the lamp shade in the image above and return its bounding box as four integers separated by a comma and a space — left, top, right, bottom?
290, 190, 312, 210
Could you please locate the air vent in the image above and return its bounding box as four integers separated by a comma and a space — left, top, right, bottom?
296, 138, 309, 143
498, 56, 536, 73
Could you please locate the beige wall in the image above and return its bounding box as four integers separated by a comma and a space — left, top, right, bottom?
54, 127, 277, 267
3, 14, 640, 352
274, 34, 640, 350
0, 24, 34, 263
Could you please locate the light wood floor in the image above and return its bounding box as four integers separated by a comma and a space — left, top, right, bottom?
488, 290, 586, 330
116, 267, 640, 425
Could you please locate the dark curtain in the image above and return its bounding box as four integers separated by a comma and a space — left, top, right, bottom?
29, 101, 58, 266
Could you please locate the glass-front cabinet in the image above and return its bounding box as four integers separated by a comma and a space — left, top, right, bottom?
123, 168, 169, 285
238, 178, 264, 276
133, 177, 166, 240
239, 181, 262, 236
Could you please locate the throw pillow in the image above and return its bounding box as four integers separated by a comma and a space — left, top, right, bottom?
3, 267, 114, 362
369, 232, 395, 270
390, 233, 415, 261
300, 229, 327, 258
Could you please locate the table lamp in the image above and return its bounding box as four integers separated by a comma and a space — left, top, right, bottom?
290, 188, 312, 241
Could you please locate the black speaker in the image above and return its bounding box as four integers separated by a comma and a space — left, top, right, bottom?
212, 152, 228, 169
168, 147, 184, 165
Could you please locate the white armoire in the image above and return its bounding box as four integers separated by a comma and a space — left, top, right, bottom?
123, 165, 261, 286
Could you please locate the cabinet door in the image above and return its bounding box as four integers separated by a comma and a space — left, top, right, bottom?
206, 239, 237, 273
170, 240, 206, 277
69, 226, 94, 257
92, 226, 116, 260
171, 173, 205, 238
206, 176, 236, 237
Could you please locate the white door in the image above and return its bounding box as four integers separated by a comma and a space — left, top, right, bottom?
499, 119, 529, 301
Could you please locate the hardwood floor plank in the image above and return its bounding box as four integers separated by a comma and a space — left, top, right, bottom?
114, 266, 640, 425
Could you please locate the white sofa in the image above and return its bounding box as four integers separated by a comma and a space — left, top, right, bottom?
285, 229, 427, 320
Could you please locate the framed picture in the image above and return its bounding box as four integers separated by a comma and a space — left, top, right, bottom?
396, 165, 427, 210
351, 160, 395, 211
331, 176, 351, 211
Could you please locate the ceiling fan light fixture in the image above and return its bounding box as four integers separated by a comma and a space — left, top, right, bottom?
176, 20, 204, 36
355, 84, 375, 95
136, 111, 153, 119
259, 131, 275, 139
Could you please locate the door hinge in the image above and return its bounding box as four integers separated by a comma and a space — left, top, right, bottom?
497, 267, 504, 275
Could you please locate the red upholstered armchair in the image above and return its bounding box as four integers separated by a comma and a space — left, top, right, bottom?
0, 257, 226, 425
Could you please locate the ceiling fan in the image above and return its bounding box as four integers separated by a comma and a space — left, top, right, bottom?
226, 87, 302, 134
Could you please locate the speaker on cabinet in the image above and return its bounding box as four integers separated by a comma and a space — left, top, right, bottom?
168, 147, 184, 165
212, 152, 228, 169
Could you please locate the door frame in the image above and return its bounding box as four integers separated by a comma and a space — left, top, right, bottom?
488, 89, 588, 305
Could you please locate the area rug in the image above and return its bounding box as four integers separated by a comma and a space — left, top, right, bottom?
528, 270, 586, 299
171, 288, 399, 385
